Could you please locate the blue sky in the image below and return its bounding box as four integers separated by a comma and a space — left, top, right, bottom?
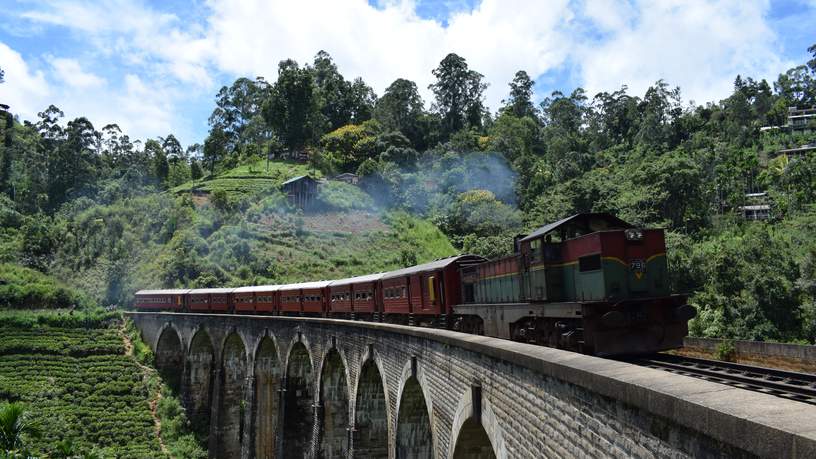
1, 0, 814, 146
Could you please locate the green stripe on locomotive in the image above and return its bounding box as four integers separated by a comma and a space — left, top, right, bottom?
474, 272, 521, 303
559, 255, 669, 301
471, 254, 669, 303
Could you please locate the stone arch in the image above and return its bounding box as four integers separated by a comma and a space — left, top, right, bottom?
452, 419, 495, 459
155, 324, 183, 394
254, 335, 282, 459
395, 375, 433, 459
216, 332, 248, 459
448, 389, 506, 459
353, 358, 389, 458
187, 328, 215, 441
318, 348, 350, 458
282, 340, 314, 458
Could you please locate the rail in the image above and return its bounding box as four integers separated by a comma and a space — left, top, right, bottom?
625, 353, 816, 405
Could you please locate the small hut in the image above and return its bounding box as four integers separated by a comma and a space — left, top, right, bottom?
281, 175, 318, 208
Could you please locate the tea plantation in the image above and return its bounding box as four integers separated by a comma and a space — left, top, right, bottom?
0, 311, 200, 458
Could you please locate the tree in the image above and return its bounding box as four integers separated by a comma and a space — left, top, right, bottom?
203, 127, 227, 176
374, 78, 427, 149
0, 66, 4, 83
263, 59, 321, 150
808, 43, 816, 74
146, 139, 169, 187
635, 80, 683, 148
190, 158, 204, 180
162, 134, 184, 161
310, 51, 376, 131
429, 53, 488, 138
0, 402, 40, 452
208, 77, 272, 153
775, 65, 816, 107
502, 70, 537, 119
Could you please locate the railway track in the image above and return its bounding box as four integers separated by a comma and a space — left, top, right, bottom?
625, 353, 816, 405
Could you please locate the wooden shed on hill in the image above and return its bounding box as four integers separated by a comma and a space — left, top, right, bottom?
281, 175, 318, 208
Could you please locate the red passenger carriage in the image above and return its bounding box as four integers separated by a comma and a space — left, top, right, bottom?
134, 289, 188, 311
328, 273, 384, 318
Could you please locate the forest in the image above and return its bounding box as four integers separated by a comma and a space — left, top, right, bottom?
1, 44, 816, 346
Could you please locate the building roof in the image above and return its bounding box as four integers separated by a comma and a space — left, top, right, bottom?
333, 173, 358, 178
188, 288, 235, 295
520, 213, 633, 243
381, 255, 485, 280
233, 285, 282, 293
778, 144, 816, 155
281, 175, 316, 186
135, 289, 191, 295
277, 280, 333, 291
739, 205, 771, 211
329, 273, 384, 288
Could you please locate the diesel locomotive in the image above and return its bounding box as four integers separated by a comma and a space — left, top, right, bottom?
135, 213, 696, 356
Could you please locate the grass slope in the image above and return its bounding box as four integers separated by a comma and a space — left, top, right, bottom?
172, 159, 320, 197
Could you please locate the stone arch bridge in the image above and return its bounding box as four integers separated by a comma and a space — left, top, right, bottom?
129, 312, 816, 459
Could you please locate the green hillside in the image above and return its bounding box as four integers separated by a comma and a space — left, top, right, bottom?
0, 159, 455, 308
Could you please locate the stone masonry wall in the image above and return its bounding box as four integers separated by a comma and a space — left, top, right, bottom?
131, 313, 816, 459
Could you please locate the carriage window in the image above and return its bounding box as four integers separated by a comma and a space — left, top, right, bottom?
427, 276, 436, 302
579, 254, 602, 272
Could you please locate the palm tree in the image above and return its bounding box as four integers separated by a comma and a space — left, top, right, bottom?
0, 402, 40, 452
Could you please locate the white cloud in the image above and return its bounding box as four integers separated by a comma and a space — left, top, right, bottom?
577, 0, 791, 104
206, 0, 573, 111
0, 42, 50, 119
0, 41, 189, 143
49, 57, 106, 89
21, 0, 213, 87
7, 0, 808, 145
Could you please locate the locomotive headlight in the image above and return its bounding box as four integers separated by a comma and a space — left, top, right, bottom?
625, 228, 644, 241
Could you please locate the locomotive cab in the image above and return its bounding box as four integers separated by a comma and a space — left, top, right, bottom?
519, 213, 669, 302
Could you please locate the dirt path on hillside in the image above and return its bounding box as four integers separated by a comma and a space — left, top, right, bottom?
119, 323, 170, 457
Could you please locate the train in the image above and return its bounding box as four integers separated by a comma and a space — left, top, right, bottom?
135, 213, 696, 356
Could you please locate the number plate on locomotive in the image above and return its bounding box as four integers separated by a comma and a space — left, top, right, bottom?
630, 258, 646, 280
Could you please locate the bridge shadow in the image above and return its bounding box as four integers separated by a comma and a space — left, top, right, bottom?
318, 348, 349, 458
396, 376, 433, 459
353, 358, 388, 457
282, 341, 313, 458
254, 336, 281, 459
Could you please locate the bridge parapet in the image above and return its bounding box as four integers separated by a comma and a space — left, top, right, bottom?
129, 312, 816, 459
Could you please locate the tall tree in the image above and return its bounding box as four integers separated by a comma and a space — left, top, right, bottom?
502, 70, 537, 119
429, 53, 487, 138
311, 51, 376, 130
208, 77, 272, 153
775, 66, 816, 107
635, 80, 683, 148
145, 139, 168, 187
263, 59, 321, 150
161, 134, 184, 161
808, 43, 816, 74
374, 78, 426, 147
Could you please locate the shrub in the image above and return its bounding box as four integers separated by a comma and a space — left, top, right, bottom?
0, 264, 93, 310
715, 340, 737, 362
